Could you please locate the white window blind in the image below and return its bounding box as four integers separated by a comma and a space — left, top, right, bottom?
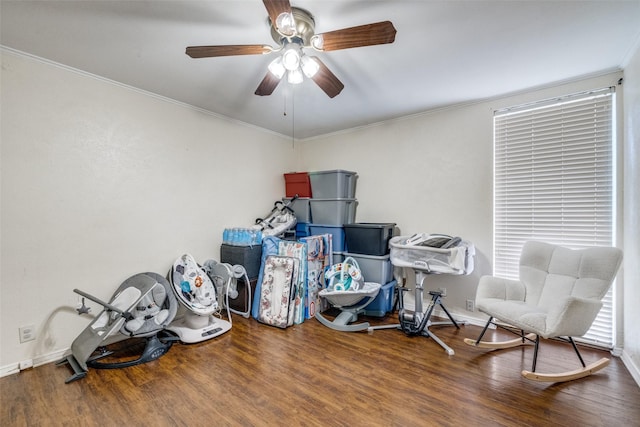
493, 87, 616, 348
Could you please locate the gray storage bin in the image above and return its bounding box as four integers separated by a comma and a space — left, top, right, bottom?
283, 197, 312, 223
343, 252, 393, 284
308, 170, 358, 199
309, 198, 357, 225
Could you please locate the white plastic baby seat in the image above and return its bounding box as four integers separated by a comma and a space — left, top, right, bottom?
167, 253, 231, 343
170, 253, 219, 316
319, 282, 381, 308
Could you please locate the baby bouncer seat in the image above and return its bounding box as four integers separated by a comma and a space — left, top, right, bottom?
166, 253, 232, 343
316, 256, 382, 332
58, 272, 178, 383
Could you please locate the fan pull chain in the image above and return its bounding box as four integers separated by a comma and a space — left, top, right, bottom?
291, 88, 295, 148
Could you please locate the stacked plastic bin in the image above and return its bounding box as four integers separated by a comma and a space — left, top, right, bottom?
283, 170, 358, 253
283, 172, 313, 239
342, 223, 398, 317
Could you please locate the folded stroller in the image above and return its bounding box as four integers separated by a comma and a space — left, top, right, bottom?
58, 272, 178, 383
251, 197, 297, 238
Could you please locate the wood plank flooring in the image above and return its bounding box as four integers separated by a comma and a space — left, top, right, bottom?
2, 311, 639, 427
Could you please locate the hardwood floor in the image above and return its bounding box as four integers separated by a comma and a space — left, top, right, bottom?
2, 311, 639, 427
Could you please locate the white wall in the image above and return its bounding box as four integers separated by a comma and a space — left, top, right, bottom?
0, 50, 294, 371
622, 42, 640, 385
297, 72, 625, 326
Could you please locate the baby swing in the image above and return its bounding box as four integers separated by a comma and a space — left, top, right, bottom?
202, 259, 252, 320
166, 253, 233, 343
315, 256, 382, 332
381, 234, 475, 355
57, 272, 178, 383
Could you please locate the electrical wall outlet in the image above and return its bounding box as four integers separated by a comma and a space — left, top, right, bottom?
19, 359, 34, 370
466, 299, 475, 312
19, 325, 36, 343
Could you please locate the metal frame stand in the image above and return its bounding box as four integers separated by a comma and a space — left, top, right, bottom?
370, 270, 463, 355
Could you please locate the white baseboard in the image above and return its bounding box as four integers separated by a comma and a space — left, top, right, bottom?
0, 364, 20, 378
621, 349, 640, 388
0, 348, 69, 379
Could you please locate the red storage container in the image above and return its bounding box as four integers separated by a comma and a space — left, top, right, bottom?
284, 172, 312, 198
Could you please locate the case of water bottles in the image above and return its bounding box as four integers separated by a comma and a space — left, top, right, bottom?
222, 228, 263, 246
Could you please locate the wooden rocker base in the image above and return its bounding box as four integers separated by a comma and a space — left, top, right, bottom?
521, 357, 610, 382
463, 333, 537, 350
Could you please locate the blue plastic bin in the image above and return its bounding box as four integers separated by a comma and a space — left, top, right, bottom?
309, 224, 347, 252
364, 280, 397, 317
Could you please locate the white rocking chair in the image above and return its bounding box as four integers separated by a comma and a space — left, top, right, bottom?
464, 241, 623, 382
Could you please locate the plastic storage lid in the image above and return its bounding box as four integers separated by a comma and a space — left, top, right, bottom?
309, 197, 358, 201
342, 251, 391, 260
308, 169, 357, 175
343, 222, 396, 228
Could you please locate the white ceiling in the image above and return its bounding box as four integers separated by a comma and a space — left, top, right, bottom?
2, 1, 640, 139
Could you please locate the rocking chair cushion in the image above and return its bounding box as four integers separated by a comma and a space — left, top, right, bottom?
477, 292, 604, 338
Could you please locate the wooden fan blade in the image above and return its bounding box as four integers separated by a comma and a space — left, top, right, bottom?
186, 45, 272, 58
262, 0, 295, 36
309, 57, 344, 98
255, 72, 282, 96
313, 21, 397, 51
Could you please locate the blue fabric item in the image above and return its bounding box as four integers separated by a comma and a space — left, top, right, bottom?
251, 236, 282, 319
180, 281, 191, 293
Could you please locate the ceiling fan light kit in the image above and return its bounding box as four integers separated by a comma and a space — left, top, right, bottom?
300, 55, 320, 78
185, 0, 397, 98
267, 56, 286, 79
287, 68, 304, 84
281, 42, 302, 71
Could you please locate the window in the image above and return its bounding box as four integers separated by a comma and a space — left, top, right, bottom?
493, 87, 616, 348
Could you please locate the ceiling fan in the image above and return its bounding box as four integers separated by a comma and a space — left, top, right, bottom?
185, 0, 397, 98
